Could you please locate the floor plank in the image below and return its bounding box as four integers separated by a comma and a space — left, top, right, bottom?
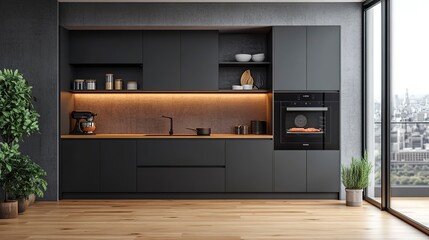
0, 200, 426, 239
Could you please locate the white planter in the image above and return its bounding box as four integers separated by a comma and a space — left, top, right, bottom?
345, 189, 363, 207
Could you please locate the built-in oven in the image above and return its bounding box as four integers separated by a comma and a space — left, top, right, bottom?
274, 92, 340, 150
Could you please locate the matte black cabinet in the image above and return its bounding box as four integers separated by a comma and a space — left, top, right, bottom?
273, 26, 340, 91
307, 150, 340, 192
61, 139, 137, 193
307, 27, 340, 91
274, 150, 340, 193
274, 151, 307, 192
273, 27, 307, 91
143, 31, 181, 90
137, 168, 225, 192
180, 31, 219, 90
226, 140, 273, 192
143, 31, 219, 90
100, 140, 136, 192
69, 31, 143, 64
61, 140, 100, 192
137, 139, 225, 166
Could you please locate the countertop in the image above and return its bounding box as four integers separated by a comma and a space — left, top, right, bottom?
60, 134, 273, 139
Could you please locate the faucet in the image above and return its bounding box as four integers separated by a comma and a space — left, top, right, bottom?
161, 116, 173, 135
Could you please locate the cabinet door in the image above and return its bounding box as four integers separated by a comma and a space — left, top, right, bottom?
226, 140, 273, 192
143, 31, 180, 90
274, 151, 306, 192
307, 26, 340, 91
137, 140, 225, 166
181, 31, 219, 90
69, 30, 143, 64
307, 150, 340, 192
61, 140, 100, 192
100, 140, 136, 192
137, 168, 225, 192
273, 27, 307, 91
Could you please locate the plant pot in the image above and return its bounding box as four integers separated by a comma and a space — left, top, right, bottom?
0, 200, 18, 219
18, 198, 29, 214
28, 194, 36, 205
345, 189, 363, 207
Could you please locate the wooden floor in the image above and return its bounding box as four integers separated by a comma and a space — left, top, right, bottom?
0, 200, 427, 240
391, 197, 429, 227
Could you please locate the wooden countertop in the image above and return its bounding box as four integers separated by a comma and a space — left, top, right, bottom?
61, 134, 273, 139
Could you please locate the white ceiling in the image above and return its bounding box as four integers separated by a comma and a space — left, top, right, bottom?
58, 0, 364, 2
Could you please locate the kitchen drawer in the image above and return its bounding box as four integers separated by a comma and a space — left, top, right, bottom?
137, 140, 225, 166
137, 167, 225, 192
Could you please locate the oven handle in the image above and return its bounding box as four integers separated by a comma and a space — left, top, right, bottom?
286, 107, 328, 111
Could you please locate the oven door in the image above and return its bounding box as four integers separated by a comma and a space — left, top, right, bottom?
275, 101, 339, 150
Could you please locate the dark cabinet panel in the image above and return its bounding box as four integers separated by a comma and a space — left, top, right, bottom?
61, 140, 100, 192
181, 31, 218, 90
100, 140, 136, 192
274, 151, 306, 192
143, 31, 181, 90
137, 140, 225, 166
69, 31, 143, 64
226, 140, 273, 192
137, 168, 225, 192
307, 150, 340, 192
307, 26, 340, 91
273, 27, 307, 91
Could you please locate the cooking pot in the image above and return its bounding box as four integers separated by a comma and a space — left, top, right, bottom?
186, 127, 211, 136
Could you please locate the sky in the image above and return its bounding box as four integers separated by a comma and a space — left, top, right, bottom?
391, 0, 429, 96
369, 0, 429, 101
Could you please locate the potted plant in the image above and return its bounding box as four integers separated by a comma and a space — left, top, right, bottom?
0, 69, 43, 218
341, 151, 372, 207
5, 155, 47, 213
0, 142, 20, 218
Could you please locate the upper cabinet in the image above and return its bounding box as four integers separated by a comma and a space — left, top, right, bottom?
306, 27, 340, 91
180, 31, 219, 90
69, 31, 143, 64
273, 26, 340, 91
143, 30, 219, 91
143, 31, 181, 90
273, 27, 307, 91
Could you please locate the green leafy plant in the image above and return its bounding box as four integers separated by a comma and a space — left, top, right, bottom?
3, 155, 47, 200
0, 69, 45, 202
0, 69, 39, 144
342, 151, 373, 189
0, 142, 20, 201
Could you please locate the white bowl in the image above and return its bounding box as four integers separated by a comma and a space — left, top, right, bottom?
242, 84, 253, 90
235, 54, 252, 62
252, 53, 265, 62
232, 85, 244, 90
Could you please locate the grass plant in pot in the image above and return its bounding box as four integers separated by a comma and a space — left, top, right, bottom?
341, 151, 372, 207
0, 69, 43, 218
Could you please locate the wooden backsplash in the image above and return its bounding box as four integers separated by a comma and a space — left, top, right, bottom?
73, 93, 271, 134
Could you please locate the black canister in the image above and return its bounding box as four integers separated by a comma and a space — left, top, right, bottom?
251, 120, 267, 134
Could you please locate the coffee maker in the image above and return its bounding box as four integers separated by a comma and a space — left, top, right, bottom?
70, 111, 97, 135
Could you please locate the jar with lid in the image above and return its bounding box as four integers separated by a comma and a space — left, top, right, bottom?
85, 79, 97, 90
105, 74, 114, 90
114, 79, 123, 90
127, 81, 138, 90
73, 79, 85, 90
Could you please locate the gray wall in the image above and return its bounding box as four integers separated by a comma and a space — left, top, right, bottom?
61, 2, 362, 199
0, 0, 58, 200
